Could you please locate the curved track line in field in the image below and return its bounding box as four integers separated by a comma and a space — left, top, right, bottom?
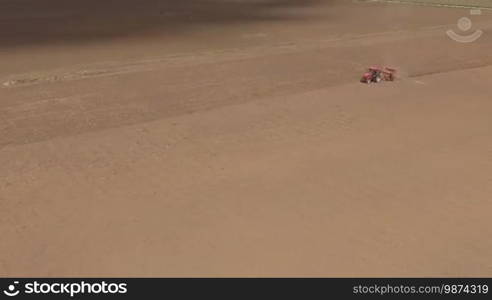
0, 23, 477, 89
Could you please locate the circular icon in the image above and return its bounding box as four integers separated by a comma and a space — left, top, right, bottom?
3, 282, 20, 297
457, 17, 472, 31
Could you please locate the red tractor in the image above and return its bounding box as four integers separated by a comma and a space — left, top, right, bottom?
361, 66, 396, 84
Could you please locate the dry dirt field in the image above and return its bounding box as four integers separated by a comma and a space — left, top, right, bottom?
1, 0, 491, 277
